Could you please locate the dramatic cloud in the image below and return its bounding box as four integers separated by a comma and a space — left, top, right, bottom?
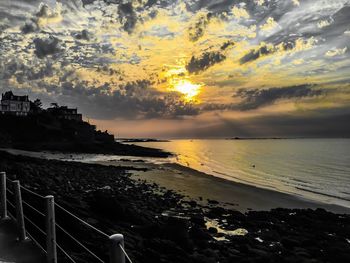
186, 51, 226, 73
234, 85, 324, 110
188, 12, 212, 42
21, 3, 62, 34
1, 0, 350, 137
118, 2, 137, 34
51, 79, 200, 120
240, 38, 314, 64
240, 44, 274, 64
34, 36, 62, 58
73, 29, 92, 41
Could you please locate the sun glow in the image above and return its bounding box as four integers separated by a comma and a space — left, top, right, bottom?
173, 79, 202, 102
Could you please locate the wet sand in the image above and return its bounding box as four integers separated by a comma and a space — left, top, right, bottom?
97, 161, 350, 214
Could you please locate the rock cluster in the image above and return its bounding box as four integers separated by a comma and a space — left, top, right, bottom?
0, 151, 349, 263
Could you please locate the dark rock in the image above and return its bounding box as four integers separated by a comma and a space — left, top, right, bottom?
208, 199, 219, 205
208, 227, 217, 234
281, 237, 300, 249
190, 214, 206, 227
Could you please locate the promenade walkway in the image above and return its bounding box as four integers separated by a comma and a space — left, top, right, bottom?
0, 218, 45, 263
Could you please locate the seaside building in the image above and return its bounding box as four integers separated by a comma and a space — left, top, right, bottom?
47, 106, 83, 121
0, 91, 30, 116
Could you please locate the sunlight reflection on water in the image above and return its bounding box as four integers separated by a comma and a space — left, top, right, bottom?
134, 139, 350, 208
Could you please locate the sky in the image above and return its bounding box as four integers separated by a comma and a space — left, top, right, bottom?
1, 0, 350, 138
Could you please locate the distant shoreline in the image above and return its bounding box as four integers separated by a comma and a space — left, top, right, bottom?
117, 138, 170, 143
119, 137, 350, 141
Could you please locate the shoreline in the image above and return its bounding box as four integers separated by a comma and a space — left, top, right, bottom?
3, 148, 348, 214
115, 161, 350, 214
1, 149, 350, 262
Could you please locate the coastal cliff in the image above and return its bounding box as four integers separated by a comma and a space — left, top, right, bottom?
0, 112, 169, 157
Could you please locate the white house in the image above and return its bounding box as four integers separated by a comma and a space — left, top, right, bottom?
1, 91, 30, 116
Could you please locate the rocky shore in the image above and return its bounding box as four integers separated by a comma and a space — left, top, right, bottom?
1, 150, 349, 263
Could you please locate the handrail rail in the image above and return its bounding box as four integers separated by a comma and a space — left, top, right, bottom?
23, 214, 47, 236
56, 243, 77, 263
1, 171, 132, 263
22, 200, 45, 217
55, 202, 110, 238
26, 231, 47, 254
6, 199, 15, 209
7, 189, 14, 195
20, 185, 45, 199
119, 243, 133, 263
56, 222, 105, 263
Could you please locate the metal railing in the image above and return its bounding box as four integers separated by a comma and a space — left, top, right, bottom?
0, 171, 133, 263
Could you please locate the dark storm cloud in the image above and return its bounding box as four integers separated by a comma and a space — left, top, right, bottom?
188, 12, 212, 42
80, 0, 94, 5
240, 41, 295, 64
72, 29, 91, 41
34, 36, 62, 58
240, 45, 273, 64
202, 84, 326, 112
15, 62, 55, 83
186, 51, 226, 73
118, 2, 137, 34
220, 41, 235, 50
234, 85, 324, 110
21, 21, 39, 34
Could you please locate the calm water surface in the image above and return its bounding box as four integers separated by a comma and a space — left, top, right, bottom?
134, 139, 350, 208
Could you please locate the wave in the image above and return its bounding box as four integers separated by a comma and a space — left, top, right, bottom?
295, 187, 350, 202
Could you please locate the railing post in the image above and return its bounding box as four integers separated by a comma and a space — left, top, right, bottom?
45, 195, 57, 263
14, 180, 27, 241
109, 234, 125, 263
0, 172, 8, 219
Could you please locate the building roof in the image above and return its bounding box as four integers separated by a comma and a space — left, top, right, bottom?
1, 91, 29, 102
47, 106, 78, 114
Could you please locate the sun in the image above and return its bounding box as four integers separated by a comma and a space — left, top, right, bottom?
173, 79, 202, 102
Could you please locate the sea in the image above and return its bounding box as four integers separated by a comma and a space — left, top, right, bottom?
132, 139, 350, 208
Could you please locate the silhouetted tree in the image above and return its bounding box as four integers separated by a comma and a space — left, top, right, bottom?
30, 99, 43, 113
50, 102, 59, 108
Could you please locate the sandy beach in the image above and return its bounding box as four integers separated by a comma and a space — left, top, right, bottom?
99, 160, 350, 214
2, 148, 350, 214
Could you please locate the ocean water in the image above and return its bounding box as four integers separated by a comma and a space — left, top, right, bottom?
133, 139, 350, 208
